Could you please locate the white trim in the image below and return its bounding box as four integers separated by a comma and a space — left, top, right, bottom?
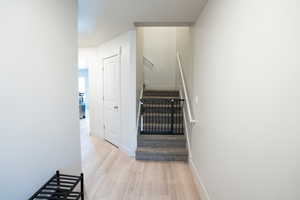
119, 145, 135, 157
189, 158, 211, 200
179, 88, 192, 159
183, 109, 192, 158
89, 130, 95, 137
102, 47, 122, 147
176, 52, 197, 124
177, 54, 208, 199
89, 127, 103, 138
134, 22, 194, 27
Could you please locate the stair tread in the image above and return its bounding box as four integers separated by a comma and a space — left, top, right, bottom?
143, 96, 180, 99
144, 90, 179, 93
138, 135, 186, 141
136, 147, 188, 154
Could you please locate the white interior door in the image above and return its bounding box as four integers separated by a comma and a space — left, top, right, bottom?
103, 54, 121, 146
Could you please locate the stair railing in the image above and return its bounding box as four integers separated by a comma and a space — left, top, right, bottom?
140, 98, 185, 135
176, 52, 197, 124
143, 56, 154, 71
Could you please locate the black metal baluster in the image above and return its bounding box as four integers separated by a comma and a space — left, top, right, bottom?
159, 99, 161, 133
147, 100, 152, 134
179, 100, 181, 134
155, 100, 161, 133
167, 99, 169, 134
180, 100, 184, 134
164, 99, 167, 134
148, 100, 150, 134
56, 170, 60, 188
177, 99, 181, 134
171, 99, 174, 134
155, 99, 157, 134
182, 101, 184, 134
151, 99, 153, 134
169, 100, 171, 134
154, 99, 156, 134
56, 170, 61, 198
141, 100, 144, 134
158, 100, 160, 133
162, 100, 164, 134
81, 173, 84, 200
142, 101, 144, 133
174, 100, 176, 134
180, 100, 182, 134
161, 99, 163, 133
143, 100, 146, 134
177, 100, 179, 134
178, 100, 180, 134
146, 100, 148, 134
174, 99, 179, 134
140, 100, 142, 134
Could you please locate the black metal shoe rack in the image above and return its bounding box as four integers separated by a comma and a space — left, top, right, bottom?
29, 171, 84, 200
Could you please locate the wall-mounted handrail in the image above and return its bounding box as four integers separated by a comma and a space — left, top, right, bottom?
143, 56, 154, 71
176, 52, 197, 124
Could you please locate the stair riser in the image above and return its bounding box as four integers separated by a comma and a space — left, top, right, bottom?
143, 91, 179, 97
136, 153, 188, 162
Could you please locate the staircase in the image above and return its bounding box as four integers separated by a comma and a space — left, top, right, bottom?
136, 90, 188, 161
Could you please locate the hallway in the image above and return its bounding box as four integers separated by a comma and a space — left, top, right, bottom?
80, 119, 200, 200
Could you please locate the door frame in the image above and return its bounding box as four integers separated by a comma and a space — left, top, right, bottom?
102, 47, 122, 147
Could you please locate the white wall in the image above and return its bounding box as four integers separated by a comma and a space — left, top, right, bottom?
176, 27, 193, 96
136, 27, 144, 115
79, 48, 96, 69
187, 0, 300, 199
0, 1, 81, 199
175, 27, 196, 162
89, 31, 137, 155
142, 27, 177, 90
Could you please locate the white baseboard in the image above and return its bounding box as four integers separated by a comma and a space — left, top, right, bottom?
119, 145, 135, 157
89, 130, 95, 137
179, 89, 210, 200
90, 130, 135, 158
89, 128, 104, 138
189, 158, 210, 200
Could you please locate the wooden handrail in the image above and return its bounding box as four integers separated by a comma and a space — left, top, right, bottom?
176, 52, 197, 124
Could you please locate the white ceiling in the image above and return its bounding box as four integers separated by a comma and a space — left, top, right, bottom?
78, 0, 206, 47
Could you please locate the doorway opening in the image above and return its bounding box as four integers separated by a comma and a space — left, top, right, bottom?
78, 66, 90, 156
79, 72, 88, 118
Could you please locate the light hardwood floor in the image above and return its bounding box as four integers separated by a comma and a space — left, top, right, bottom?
80, 118, 200, 200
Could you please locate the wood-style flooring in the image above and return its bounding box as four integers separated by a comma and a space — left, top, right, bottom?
80, 118, 200, 200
